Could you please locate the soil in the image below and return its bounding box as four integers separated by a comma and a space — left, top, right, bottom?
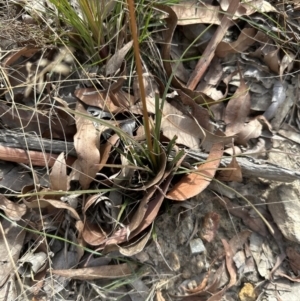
142, 140, 300, 300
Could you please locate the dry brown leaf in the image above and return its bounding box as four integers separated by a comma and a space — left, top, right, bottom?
118, 227, 152, 256
201, 212, 220, 243
218, 146, 242, 182
0, 103, 75, 139
0, 103, 52, 134
158, 97, 230, 151
49, 152, 68, 191
75, 88, 131, 113
216, 28, 256, 58
186, 0, 240, 90
167, 142, 224, 201
286, 247, 300, 275
222, 239, 237, 288
218, 156, 242, 182
280, 52, 295, 80
234, 117, 263, 145
201, 231, 251, 301
170, 2, 223, 25
127, 167, 177, 242
0, 195, 26, 221
264, 48, 280, 74
186, 272, 210, 293
157, 4, 214, 104
52, 263, 137, 280
2, 46, 40, 67
74, 102, 103, 189
197, 58, 225, 101
75, 220, 86, 262
82, 194, 115, 246
161, 99, 206, 149
106, 40, 133, 76
217, 197, 268, 236
225, 74, 251, 136
24, 198, 81, 221
177, 91, 215, 132
278, 273, 300, 283
128, 185, 158, 233
82, 220, 107, 246
130, 177, 172, 237
98, 134, 120, 171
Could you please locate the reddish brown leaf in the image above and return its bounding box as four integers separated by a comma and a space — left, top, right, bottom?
167, 143, 224, 201
286, 247, 300, 275
82, 193, 116, 246
0, 145, 75, 167
157, 4, 214, 104
224, 74, 251, 136
129, 171, 174, 239
186, 0, 240, 90
218, 146, 242, 182
2, 46, 40, 67
73, 102, 102, 189
280, 52, 295, 80
75, 88, 131, 113
216, 28, 256, 58
222, 239, 237, 288
24, 198, 81, 221
206, 286, 227, 301
264, 48, 280, 74
82, 220, 107, 246
278, 273, 300, 283
118, 228, 152, 256
50, 153, 68, 191
52, 263, 137, 280
186, 272, 210, 293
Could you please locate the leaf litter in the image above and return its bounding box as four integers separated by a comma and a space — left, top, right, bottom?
0, 0, 300, 300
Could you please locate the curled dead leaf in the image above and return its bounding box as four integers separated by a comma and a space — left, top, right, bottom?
52, 263, 137, 280
50, 153, 69, 191
225, 73, 251, 136
0, 195, 26, 221
74, 102, 102, 189
167, 142, 224, 201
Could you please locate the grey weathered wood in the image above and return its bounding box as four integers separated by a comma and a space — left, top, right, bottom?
0, 129, 77, 156
185, 150, 300, 183
1, 130, 299, 182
